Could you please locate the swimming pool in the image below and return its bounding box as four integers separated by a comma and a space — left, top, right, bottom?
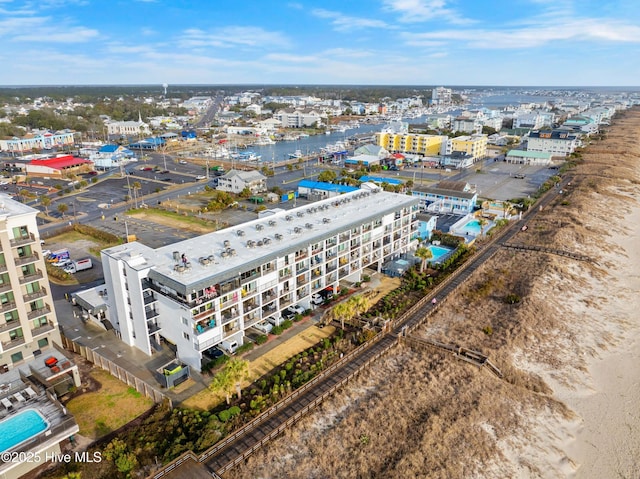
428, 245, 454, 263
0, 409, 49, 452
455, 218, 493, 236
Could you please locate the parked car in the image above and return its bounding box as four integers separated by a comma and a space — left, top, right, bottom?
203, 347, 225, 361
311, 288, 334, 306
266, 315, 283, 326
53, 259, 72, 268
195, 175, 206, 180
283, 304, 305, 319
514, 173, 526, 179
179, 160, 188, 164
253, 320, 273, 334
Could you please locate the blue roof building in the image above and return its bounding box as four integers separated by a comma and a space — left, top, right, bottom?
297, 180, 358, 200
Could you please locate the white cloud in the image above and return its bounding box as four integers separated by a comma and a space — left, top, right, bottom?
13, 26, 98, 43
178, 26, 290, 49
405, 17, 640, 49
311, 8, 391, 31
382, 0, 475, 25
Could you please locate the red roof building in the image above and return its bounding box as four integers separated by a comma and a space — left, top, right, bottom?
26, 155, 93, 177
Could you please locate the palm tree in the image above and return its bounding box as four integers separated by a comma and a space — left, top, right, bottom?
57, 203, 68, 218
132, 181, 141, 208
415, 246, 433, 273
209, 357, 249, 404
478, 218, 488, 236
40, 195, 51, 216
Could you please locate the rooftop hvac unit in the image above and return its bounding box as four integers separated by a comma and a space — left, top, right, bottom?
174, 264, 185, 272
323, 218, 331, 223
268, 220, 277, 226
297, 211, 304, 217
275, 233, 283, 240
263, 237, 271, 244
257, 240, 264, 247
247, 240, 255, 248
307, 208, 313, 214
285, 215, 293, 221
305, 223, 313, 229
173, 251, 180, 262
294, 227, 302, 234
230, 249, 237, 256
221, 251, 228, 258
237, 230, 245, 236
256, 224, 264, 230
224, 240, 231, 247
208, 255, 215, 262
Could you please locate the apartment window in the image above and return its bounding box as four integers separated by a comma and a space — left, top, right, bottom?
183, 332, 190, 340
182, 317, 188, 325
37, 338, 49, 348
10, 352, 23, 363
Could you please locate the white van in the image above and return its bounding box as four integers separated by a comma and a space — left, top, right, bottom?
220, 339, 238, 355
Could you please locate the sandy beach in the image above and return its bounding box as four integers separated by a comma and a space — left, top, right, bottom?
231, 109, 640, 479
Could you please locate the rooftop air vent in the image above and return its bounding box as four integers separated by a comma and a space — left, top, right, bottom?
294, 227, 302, 234
263, 238, 271, 245
286, 215, 293, 222
224, 240, 231, 247
307, 208, 313, 214
297, 211, 304, 217
323, 218, 331, 223
257, 240, 264, 247
221, 251, 228, 258
256, 224, 264, 231
268, 220, 277, 226
230, 249, 236, 256
305, 223, 313, 229
173, 251, 180, 262
237, 230, 245, 236
275, 233, 283, 240
208, 254, 215, 262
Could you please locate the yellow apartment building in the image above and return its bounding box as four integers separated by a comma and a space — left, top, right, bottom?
375, 133, 447, 157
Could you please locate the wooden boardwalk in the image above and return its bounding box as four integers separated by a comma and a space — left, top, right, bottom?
149, 176, 575, 478
501, 242, 593, 263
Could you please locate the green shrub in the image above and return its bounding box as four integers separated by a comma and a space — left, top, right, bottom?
504, 293, 521, 304
271, 325, 284, 335
218, 409, 231, 422
236, 342, 254, 354
482, 325, 493, 336
281, 319, 293, 330
255, 334, 268, 345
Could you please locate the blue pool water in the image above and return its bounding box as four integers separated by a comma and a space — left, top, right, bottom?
0, 409, 49, 452
428, 245, 454, 263
461, 219, 482, 234
396, 259, 410, 266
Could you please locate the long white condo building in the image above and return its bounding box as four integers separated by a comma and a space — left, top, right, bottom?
101, 188, 419, 371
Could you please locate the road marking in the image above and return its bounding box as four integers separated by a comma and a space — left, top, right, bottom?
71, 336, 82, 341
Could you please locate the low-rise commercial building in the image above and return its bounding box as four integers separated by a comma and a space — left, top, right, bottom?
101, 189, 419, 372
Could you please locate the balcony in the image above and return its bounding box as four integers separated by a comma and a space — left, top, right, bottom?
15, 253, 39, 266
145, 309, 159, 320
31, 321, 55, 336
223, 326, 240, 338
143, 293, 157, 305
10, 232, 35, 247
0, 301, 16, 314
27, 305, 51, 320
0, 263, 7, 273
193, 307, 216, 321
279, 269, 293, 280
294, 251, 308, 261
221, 310, 239, 324
2, 336, 25, 351
243, 301, 259, 313
0, 319, 20, 334
19, 270, 43, 284
148, 322, 162, 334
23, 287, 47, 302
194, 318, 216, 335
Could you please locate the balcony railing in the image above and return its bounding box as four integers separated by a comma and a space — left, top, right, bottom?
15, 253, 39, 266
0, 264, 7, 273
145, 309, 160, 320
23, 287, 47, 302
143, 293, 156, 305
0, 301, 16, 314
27, 305, 51, 320
19, 270, 43, 284
193, 308, 216, 321
2, 336, 25, 350
31, 321, 55, 336
148, 322, 162, 334
0, 319, 20, 334
10, 232, 35, 247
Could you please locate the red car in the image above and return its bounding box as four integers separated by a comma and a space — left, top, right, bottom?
142, 167, 153, 171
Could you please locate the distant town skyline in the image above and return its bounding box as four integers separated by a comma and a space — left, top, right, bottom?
1, 0, 639, 87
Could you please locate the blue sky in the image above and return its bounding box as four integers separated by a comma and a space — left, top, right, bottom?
1, 0, 639, 86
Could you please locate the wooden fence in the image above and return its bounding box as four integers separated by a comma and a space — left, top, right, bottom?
61, 334, 171, 407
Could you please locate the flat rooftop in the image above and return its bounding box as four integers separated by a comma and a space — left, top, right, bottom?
104, 189, 419, 294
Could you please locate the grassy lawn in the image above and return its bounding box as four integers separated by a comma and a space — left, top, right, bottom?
127, 207, 219, 233
66, 369, 154, 439
46, 229, 121, 257
181, 324, 335, 411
